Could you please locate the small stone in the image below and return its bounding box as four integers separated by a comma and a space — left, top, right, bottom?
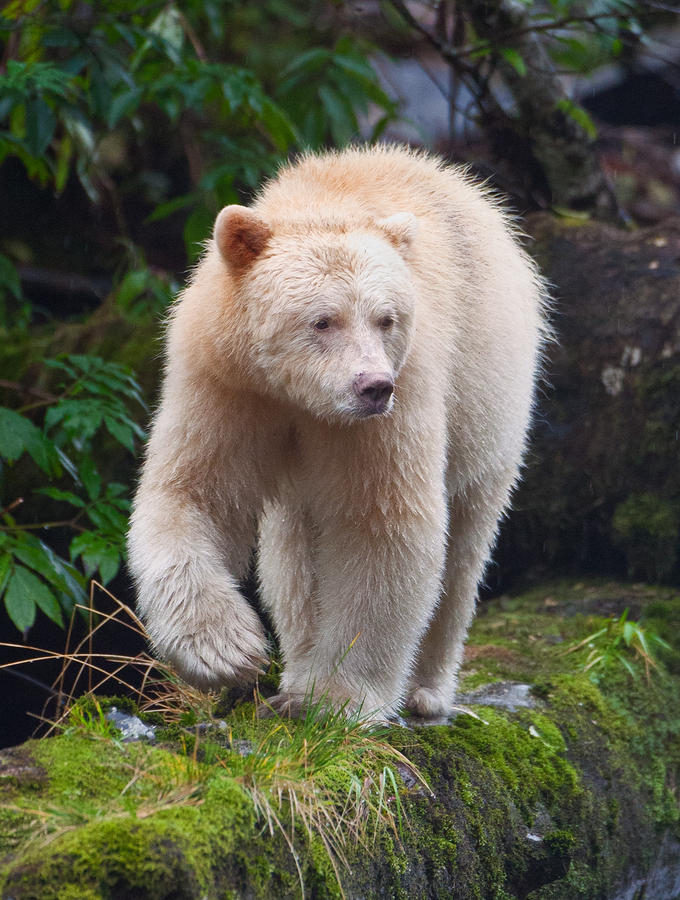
105, 707, 156, 742
456, 682, 537, 712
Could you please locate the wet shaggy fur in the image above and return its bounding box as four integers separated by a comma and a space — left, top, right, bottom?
128, 145, 549, 719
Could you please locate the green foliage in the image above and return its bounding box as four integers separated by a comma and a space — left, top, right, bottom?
275, 35, 397, 147
486, 0, 644, 78
0, 0, 396, 272
0, 253, 29, 330
0, 3, 288, 196
564, 608, 672, 683
113, 263, 179, 321
0, 354, 145, 633
388, 0, 650, 149
556, 97, 598, 139
1, 581, 678, 897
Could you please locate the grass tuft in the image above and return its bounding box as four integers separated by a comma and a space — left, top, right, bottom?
563, 607, 672, 682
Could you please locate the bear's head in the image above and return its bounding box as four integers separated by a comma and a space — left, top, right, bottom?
214, 205, 418, 422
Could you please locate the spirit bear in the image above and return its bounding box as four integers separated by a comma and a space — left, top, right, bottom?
128, 145, 548, 719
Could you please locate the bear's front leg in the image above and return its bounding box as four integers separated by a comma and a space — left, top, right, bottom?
128, 487, 268, 690
272, 495, 447, 720
127, 383, 279, 691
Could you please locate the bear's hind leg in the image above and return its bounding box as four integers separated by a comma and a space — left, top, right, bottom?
406, 472, 516, 718
257, 499, 318, 708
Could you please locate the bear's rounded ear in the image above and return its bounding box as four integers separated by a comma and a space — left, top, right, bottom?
214, 205, 272, 274
377, 212, 418, 257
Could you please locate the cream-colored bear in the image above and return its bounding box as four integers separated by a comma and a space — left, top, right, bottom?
128, 145, 548, 719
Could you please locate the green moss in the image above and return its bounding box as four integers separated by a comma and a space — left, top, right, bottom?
383, 702, 584, 898
612, 492, 680, 580
1, 580, 679, 899
55, 888, 101, 900
543, 829, 576, 857
7, 818, 204, 900
0, 736, 313, 899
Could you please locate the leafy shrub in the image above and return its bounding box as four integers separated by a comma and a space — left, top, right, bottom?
0, 354, 145, 633
0, 0, 397, 305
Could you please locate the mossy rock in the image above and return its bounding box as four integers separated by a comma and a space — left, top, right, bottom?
496, 215, 680, 587
1, 580, 679, 899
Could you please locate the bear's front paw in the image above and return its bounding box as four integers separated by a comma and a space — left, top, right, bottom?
405, 686, 454, 718
153, 602, 269, 691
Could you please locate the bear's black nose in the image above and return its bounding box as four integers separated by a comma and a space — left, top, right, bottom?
353, 373, 394, 414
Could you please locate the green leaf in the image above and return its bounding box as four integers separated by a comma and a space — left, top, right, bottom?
500, 48, 527, 76
89, 61, 113, 118
115, 269, 149, 310
107, 87, 144, 128
556, 98, 597, 140
0, 254, 22, 299
54, 132, 73, 193
183, 205, 215, 262
148, 4, 184, 62
0, 553, 11, 594
33, 578, 64, 626
279, 48, 330, 81
0, 407, 36, 462
9, 533, 81, 596
42, 26, 81, 49
93, 545, 121, 585
145, 192, 197, 224
332, 51, 374, 82
4, 565, 38, 632
0, 407, 60, 475
26, 431, 61, 475
79, 456, 101, 500
104, 415, 135, 453
86, 501, 127, 534
69, 531, 95, 561
11, 539, 60, 580
25, 97, 56, 156
318, 85, 356, 146
35, 487, 86, 507
40, 541, 87, 606
259, 97, 298, 152
618, 654, 637, 678
70, 532, 120, 584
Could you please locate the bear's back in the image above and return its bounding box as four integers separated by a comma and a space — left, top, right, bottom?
253, 145, 494, 229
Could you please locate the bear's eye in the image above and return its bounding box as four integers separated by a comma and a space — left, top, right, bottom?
314, 319, 330, 331
379, 315, 395, 329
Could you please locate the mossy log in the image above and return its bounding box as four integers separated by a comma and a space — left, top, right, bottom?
1, 580, 679, 899
496, 215, 680, 587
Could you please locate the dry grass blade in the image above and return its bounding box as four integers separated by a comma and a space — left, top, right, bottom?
0, 581, 212, 735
